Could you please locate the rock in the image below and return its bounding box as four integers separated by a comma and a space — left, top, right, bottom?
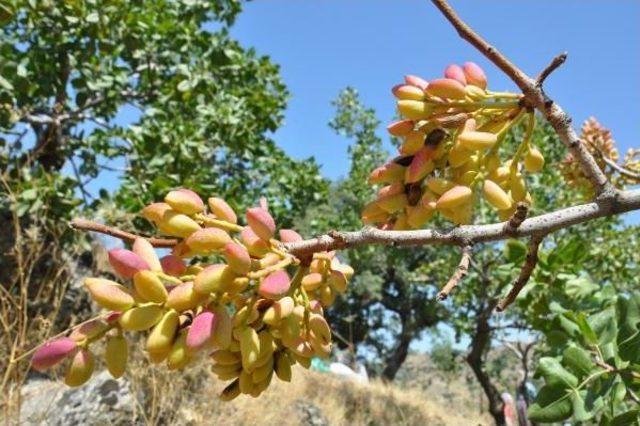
294, 399, 329, 426
20, 371, 135, 425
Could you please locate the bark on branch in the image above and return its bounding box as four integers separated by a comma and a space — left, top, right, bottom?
71, 189, 640, 255
284, 189, 640, 257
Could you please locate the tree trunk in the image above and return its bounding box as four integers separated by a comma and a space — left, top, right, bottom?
466, 302, 505, 426
381, 331, 412, 381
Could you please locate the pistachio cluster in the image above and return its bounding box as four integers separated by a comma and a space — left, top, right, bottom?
32, 189, 352, 400
362, 63, 544, 228
562, 117, 640, 193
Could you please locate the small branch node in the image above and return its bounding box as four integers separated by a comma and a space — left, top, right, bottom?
328, 229, 347, 244
505, 202, 529, 234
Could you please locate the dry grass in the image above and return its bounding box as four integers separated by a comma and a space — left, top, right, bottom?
0, 203, 96, 420
122, 350, 491, 426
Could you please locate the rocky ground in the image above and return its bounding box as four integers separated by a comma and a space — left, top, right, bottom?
14, 353, 495, 425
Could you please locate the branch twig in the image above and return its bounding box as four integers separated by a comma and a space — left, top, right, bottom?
70, 218, 178, 247
535, 52, 568, 85
430, 0, 612, 195
601, 156, 640, 180
496, 235, 545, 312
437, 244, 473, 300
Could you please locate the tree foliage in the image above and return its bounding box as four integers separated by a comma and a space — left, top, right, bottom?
0, 0, 326, 227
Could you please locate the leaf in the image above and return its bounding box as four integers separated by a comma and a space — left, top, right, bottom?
177, 79, 191, 92
589, 307, 618, 345
504, 239, 527, 263
576, 312, 599, 346
21, 188, 37, 200
86, 12, 99, 23
600, 341, 619, 363
0, 3, 13, 25
0, 75, 14, 91
610, 410, 640, 426
536, 357, 579, 389
612, 380, 627, 403
17, 64, 27, 78
565, 275, 598, 299
570, 389, 592, 422
617, 296, 640, 363
528, 385, 573, 423
562, 345, 595, 378
559, 313, 581, 338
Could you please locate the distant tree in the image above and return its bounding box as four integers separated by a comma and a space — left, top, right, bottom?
297, 88, 448, 380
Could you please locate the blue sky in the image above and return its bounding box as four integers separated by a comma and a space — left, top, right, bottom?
229, 0, 639, 180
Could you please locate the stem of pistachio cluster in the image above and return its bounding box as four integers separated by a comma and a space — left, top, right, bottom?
300, 286, 312, 338
157, 271, 183, 285
484, 91, 523, 99
488, 108, 527, 157
248, 256, 294, 279
511, 113, 536, 172
194, 214, 244, 233
269, 241, 291, 259
288, 265, 308, 296
434, 100, 521, 109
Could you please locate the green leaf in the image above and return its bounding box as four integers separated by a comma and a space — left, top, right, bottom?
0, 75, 14, 91
177, 79, 192, 92
617, 296, 640, 363
86, 12, 99, 23
504, 239, 527, 263
21, 188, 37, 200
570, 389, 592, 422
576, 312, 599, 345
528, 385, 573, 423
612, 380, 627, 403
610, 410, 640, 426
590, 307, 618, 345
562, 345, 595, 378
536, 357, 579, 389
559, 313, 581, 338
565, 275, 598, 299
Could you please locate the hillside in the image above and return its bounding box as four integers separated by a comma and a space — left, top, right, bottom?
18, 354, 493, 425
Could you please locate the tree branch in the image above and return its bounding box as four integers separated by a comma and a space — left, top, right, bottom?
496, 235, 545, 312
285, 189, 640, 257
601, 155, 640, 180
437, 244, 473, 300
430, 0, 612, 195
536, 52, 568, 85
71, 189, 640, 264
70, 218, 177, 247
